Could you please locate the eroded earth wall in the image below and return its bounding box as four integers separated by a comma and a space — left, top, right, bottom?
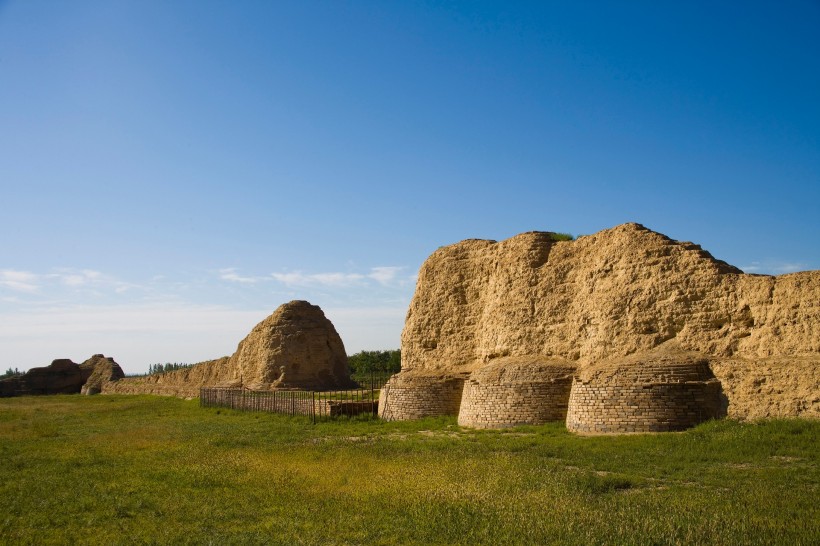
394, 223, 819, 420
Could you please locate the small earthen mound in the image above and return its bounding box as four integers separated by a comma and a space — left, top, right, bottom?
566, 348, 725, 433
80, 354, 125, 395
379, 373, 465, 421
458, 356, 576, 429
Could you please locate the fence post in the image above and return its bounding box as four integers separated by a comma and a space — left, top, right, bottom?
371, 371, 376, 416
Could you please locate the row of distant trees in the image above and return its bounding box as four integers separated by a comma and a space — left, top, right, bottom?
2, 367, 21, 379
147, 362, 194, 375
137, 352, 400, 378
347, 350, 400, 375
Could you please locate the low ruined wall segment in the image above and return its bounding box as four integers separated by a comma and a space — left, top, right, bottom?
1, 355, 124, 397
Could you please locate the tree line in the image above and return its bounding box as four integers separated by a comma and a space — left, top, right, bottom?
137, 352, 401, 378
347, 350, 400, 375
147, 362, 194, 375
2, 367, 21, 379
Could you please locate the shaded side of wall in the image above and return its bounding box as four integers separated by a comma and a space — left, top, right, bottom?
566, 379, 724, 433
379, 375, 465, 421
458, 377, 573, 428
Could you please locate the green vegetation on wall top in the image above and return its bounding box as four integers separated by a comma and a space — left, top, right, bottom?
1, 368, 21, 379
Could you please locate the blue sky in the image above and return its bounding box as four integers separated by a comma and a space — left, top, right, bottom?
1, 1, 818, 374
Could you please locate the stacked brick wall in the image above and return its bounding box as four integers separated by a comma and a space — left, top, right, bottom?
566, 378, 724, 433
379, 376, 465, 420
458, 376, 573, 428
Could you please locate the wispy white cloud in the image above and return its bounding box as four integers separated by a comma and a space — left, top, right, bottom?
219, 265, 410, 289
270, 266, 407, 288
740, 261, 809, 275
271, 271, 365, 287
0, 270, 40, 293
368, 266, 403, 285
54, 269, 103, 287
0, 268, 143, 299
219, 268, 263, 284
53, 268, 142, 294
773, 263, 808, 274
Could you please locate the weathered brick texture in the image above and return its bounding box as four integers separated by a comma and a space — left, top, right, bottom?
457, 358, 575, 428
379, 375, 465, 421
566, 355, 726, 433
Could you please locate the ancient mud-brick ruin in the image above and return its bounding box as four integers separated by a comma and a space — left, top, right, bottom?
0, 354, 124, 397
104, 300, 355, 397
381, 223, 819, 432
379, 374, 464, 421
458, 357, 575, 429
566, 349, 724, 433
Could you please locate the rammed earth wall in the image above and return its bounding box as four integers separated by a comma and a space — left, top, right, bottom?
397, 224, 820, 422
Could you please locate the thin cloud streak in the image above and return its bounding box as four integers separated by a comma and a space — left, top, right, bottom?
219, 268, 263, 284
270, 271, 365, 287
0, 268, 143, 296
0, 269, 39, 293
270, 267, 407, 288
740, 261, 809, 275
368, 266, 404, 285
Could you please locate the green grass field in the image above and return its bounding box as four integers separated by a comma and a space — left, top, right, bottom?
0, 395, 817, 545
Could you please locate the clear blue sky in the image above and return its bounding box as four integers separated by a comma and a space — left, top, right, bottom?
1, 1, 818, 374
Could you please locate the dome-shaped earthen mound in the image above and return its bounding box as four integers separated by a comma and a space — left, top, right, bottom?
379, 373, 465, 421
231, 300, 355, 391
566, 348, 726, 433
458, 356, 576, 429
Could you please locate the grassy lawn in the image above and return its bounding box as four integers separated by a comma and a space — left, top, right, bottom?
0, 395, 817, 545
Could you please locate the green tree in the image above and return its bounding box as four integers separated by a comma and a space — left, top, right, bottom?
1, 367, 21, 379
347, 350, 400, 374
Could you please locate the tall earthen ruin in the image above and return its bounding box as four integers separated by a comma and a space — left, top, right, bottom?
380, 223, 819, 431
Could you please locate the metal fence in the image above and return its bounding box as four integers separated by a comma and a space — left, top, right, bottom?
199, 372, 393, 423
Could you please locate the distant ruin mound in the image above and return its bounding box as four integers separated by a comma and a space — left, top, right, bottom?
80, 354, 126, 395
382, 223, 819, 428
231, 300, 354, 390
105, 300, 354, 397
0, 354, 124, 397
